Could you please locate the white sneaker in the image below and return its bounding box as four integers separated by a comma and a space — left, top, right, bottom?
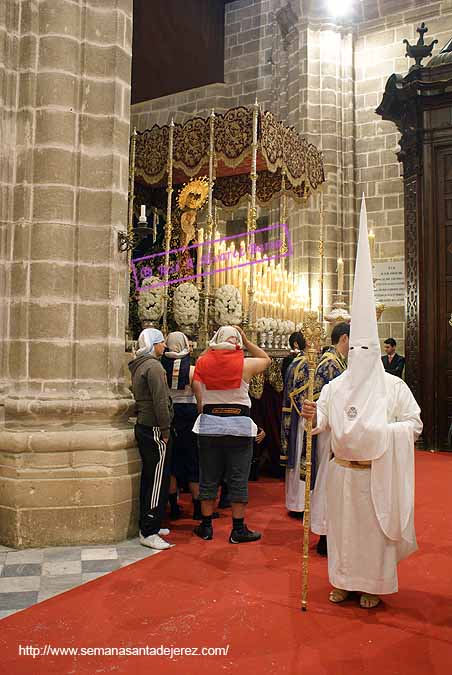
139, 533, 174, 550
139, 528, 171, 538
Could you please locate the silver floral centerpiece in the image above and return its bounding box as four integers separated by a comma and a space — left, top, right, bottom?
256, 317, 271, 348
173, 282, 200, 334
215, 284, 242, 326
137, 276, 164, 327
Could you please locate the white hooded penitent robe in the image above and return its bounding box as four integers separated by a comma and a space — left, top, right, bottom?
315, 372, 422, 595
285, 419, 307, 512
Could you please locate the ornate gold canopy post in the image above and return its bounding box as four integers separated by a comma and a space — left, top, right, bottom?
247, 100, 259, 341
318, 191, 325, 324
124, 126, 137, 348
301, 310, 324, 612
127, 127, 137, 255
280, 169, 288, 268
162, 119, 175, 335
199, 109, 216, 348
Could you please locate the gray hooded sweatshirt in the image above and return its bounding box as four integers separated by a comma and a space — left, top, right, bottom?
128, 353, 173, 437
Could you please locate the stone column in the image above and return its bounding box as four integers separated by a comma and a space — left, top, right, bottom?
0, 0, 19, 423
0, 0, 138, 548
286, 8, 356, 317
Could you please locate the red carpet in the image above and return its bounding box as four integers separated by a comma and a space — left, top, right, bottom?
1, 451, 451, 674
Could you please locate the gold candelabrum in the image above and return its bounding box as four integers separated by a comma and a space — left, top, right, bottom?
199, 110, 216, 349
246, 100, 259, 343
318, 192, 324, 324
368, 228, 385, 321
123, 127, 138, 351
162, 119, 175, 335
300, 310, 325, 612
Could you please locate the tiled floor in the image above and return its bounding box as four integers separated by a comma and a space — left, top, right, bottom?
0, 538, 161, 620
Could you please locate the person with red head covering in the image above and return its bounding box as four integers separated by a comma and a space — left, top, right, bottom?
191, 326, 270, 543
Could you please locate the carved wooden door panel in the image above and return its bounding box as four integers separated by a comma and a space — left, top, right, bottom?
437, 148, 452, 448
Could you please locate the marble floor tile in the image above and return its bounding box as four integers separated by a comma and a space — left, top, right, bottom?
42, 561, 82, 577
1, 564, 42, 578
81, 548, 118, 561
0, 591, 38, 610
0, 576, 41, 593
81, 559, 121, 574
6, 550, 44, 564
43, 548, 82, 562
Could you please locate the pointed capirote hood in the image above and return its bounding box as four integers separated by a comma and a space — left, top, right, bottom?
349, 196, 380, 349
329, 194, 389, 461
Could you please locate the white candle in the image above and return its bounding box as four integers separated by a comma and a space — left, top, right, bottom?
152, 209, 158, 243
368, 229, 376, 260
140, 204, 146, 221
230, 242, 236, 286
219, 242, 226, 286
197, 228, 204, 287
337, 257, 344, 293
226, 245, 232, 286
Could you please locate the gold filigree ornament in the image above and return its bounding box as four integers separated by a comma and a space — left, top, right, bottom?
177, 177, 210, 211
249, 372, 265, 400
301, 311, 326, 350
267, 358, 284, 393
376, 302, 385, 321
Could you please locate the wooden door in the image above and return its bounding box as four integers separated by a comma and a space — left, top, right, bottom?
437, 148, 452, 448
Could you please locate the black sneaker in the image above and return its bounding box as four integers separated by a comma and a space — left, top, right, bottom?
193, 510, 220, 521
193, 523, 213, 540
288, 510, 304, 521
316, 535, 328, 557
229, 524, 262, 544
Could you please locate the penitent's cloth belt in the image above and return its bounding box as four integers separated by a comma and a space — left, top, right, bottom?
202, 404, 250, 417
334, 458, 372, 470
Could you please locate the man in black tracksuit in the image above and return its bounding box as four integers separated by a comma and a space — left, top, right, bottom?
129, 328, 174, 550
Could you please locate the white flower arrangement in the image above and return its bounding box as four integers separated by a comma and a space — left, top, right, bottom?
138, 276, 164, 323
285, 320, 295, 334
215, 284, 242, 326
256, 317, 271, 333
173, 282, 199, 328
275, 319, 285, 335
267, 317, 278, 333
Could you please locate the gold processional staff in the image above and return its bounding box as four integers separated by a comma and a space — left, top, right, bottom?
301, 310, 324, 612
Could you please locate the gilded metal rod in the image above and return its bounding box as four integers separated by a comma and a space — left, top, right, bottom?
319, 191, 324, 324
162, 119, 174, 334
127, 126, 137, 250
280, 169, 287, 270
202, 109, 216, 345
301, 310, 323, 611
125, 127, 137, 348
247, 100, 259, 338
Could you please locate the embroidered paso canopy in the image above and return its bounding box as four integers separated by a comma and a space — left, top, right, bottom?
134, 106, 325, 208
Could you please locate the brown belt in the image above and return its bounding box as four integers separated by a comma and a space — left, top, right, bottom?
334, 458, 371, 470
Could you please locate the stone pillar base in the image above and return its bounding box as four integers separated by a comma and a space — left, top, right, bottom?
0, 425, 140, 548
